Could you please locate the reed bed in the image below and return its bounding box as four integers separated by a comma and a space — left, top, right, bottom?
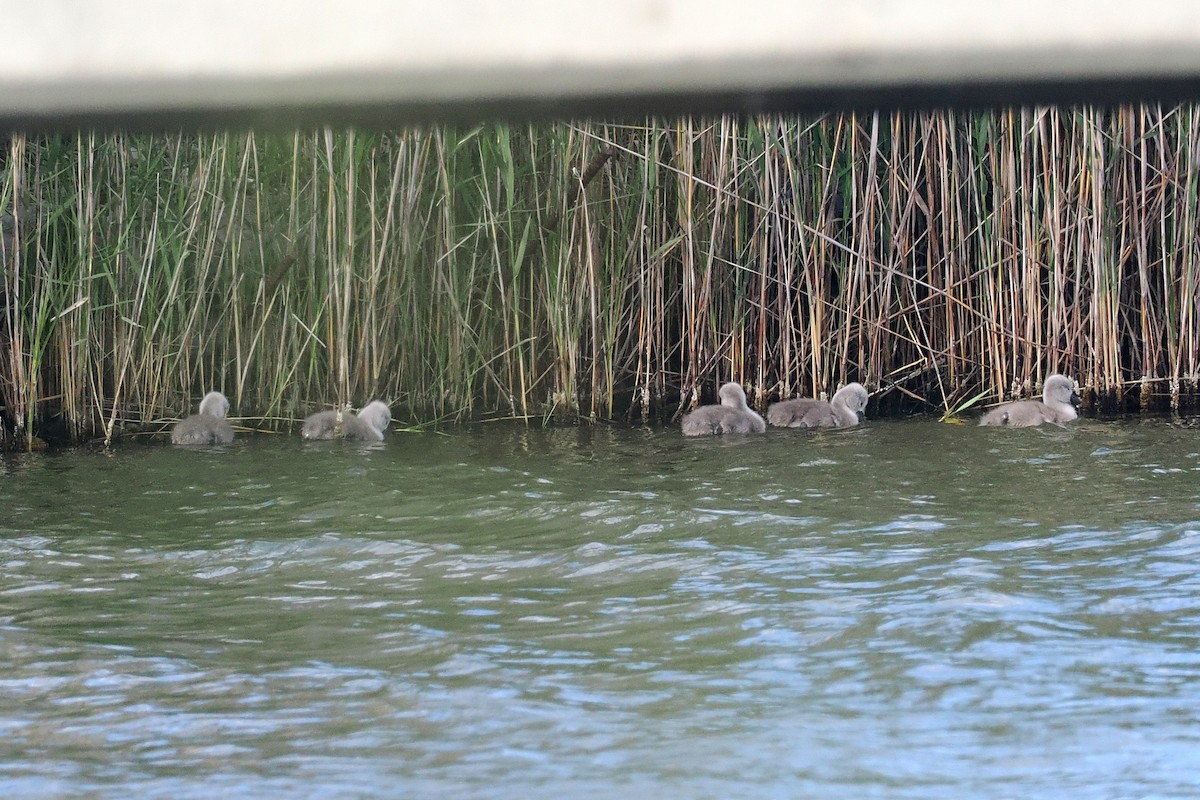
3, 105, 1200, 447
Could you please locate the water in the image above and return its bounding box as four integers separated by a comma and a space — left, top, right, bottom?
2, 419, 1200, 798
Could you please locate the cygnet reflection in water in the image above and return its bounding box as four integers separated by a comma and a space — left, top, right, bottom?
680, 382, 766, 436
171, 391, 235, 445
768, 382, 869, 429
302, 400, 393, 442
978, 373, 1080, 427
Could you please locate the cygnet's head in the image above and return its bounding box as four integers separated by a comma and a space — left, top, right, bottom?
717, 382, 748, 409
1043, 374, 1080, 407
358, 401, 392, 435
198, 391, 230, 418
834, 382, 870, 413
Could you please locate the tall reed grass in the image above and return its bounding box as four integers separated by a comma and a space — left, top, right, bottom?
2, 105, 1199, 447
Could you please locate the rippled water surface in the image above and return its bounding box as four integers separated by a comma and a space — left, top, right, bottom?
3, 418, 1200, 798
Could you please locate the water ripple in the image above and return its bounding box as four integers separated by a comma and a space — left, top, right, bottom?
1, 421, 1199, 796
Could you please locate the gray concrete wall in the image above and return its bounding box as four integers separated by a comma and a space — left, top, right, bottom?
4, 0, 1200, 129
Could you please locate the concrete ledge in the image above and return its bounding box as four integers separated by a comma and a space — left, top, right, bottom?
5, 0, 1200, 130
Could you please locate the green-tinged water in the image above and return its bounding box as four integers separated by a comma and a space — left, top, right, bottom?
2, 419, 1199, 798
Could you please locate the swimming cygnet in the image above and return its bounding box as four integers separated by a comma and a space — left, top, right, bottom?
680, 382, 766, 436
978, 373, 1080, 427
767, 382, 869, 429
171, 391, 235, 445
302, 400, 392, 442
